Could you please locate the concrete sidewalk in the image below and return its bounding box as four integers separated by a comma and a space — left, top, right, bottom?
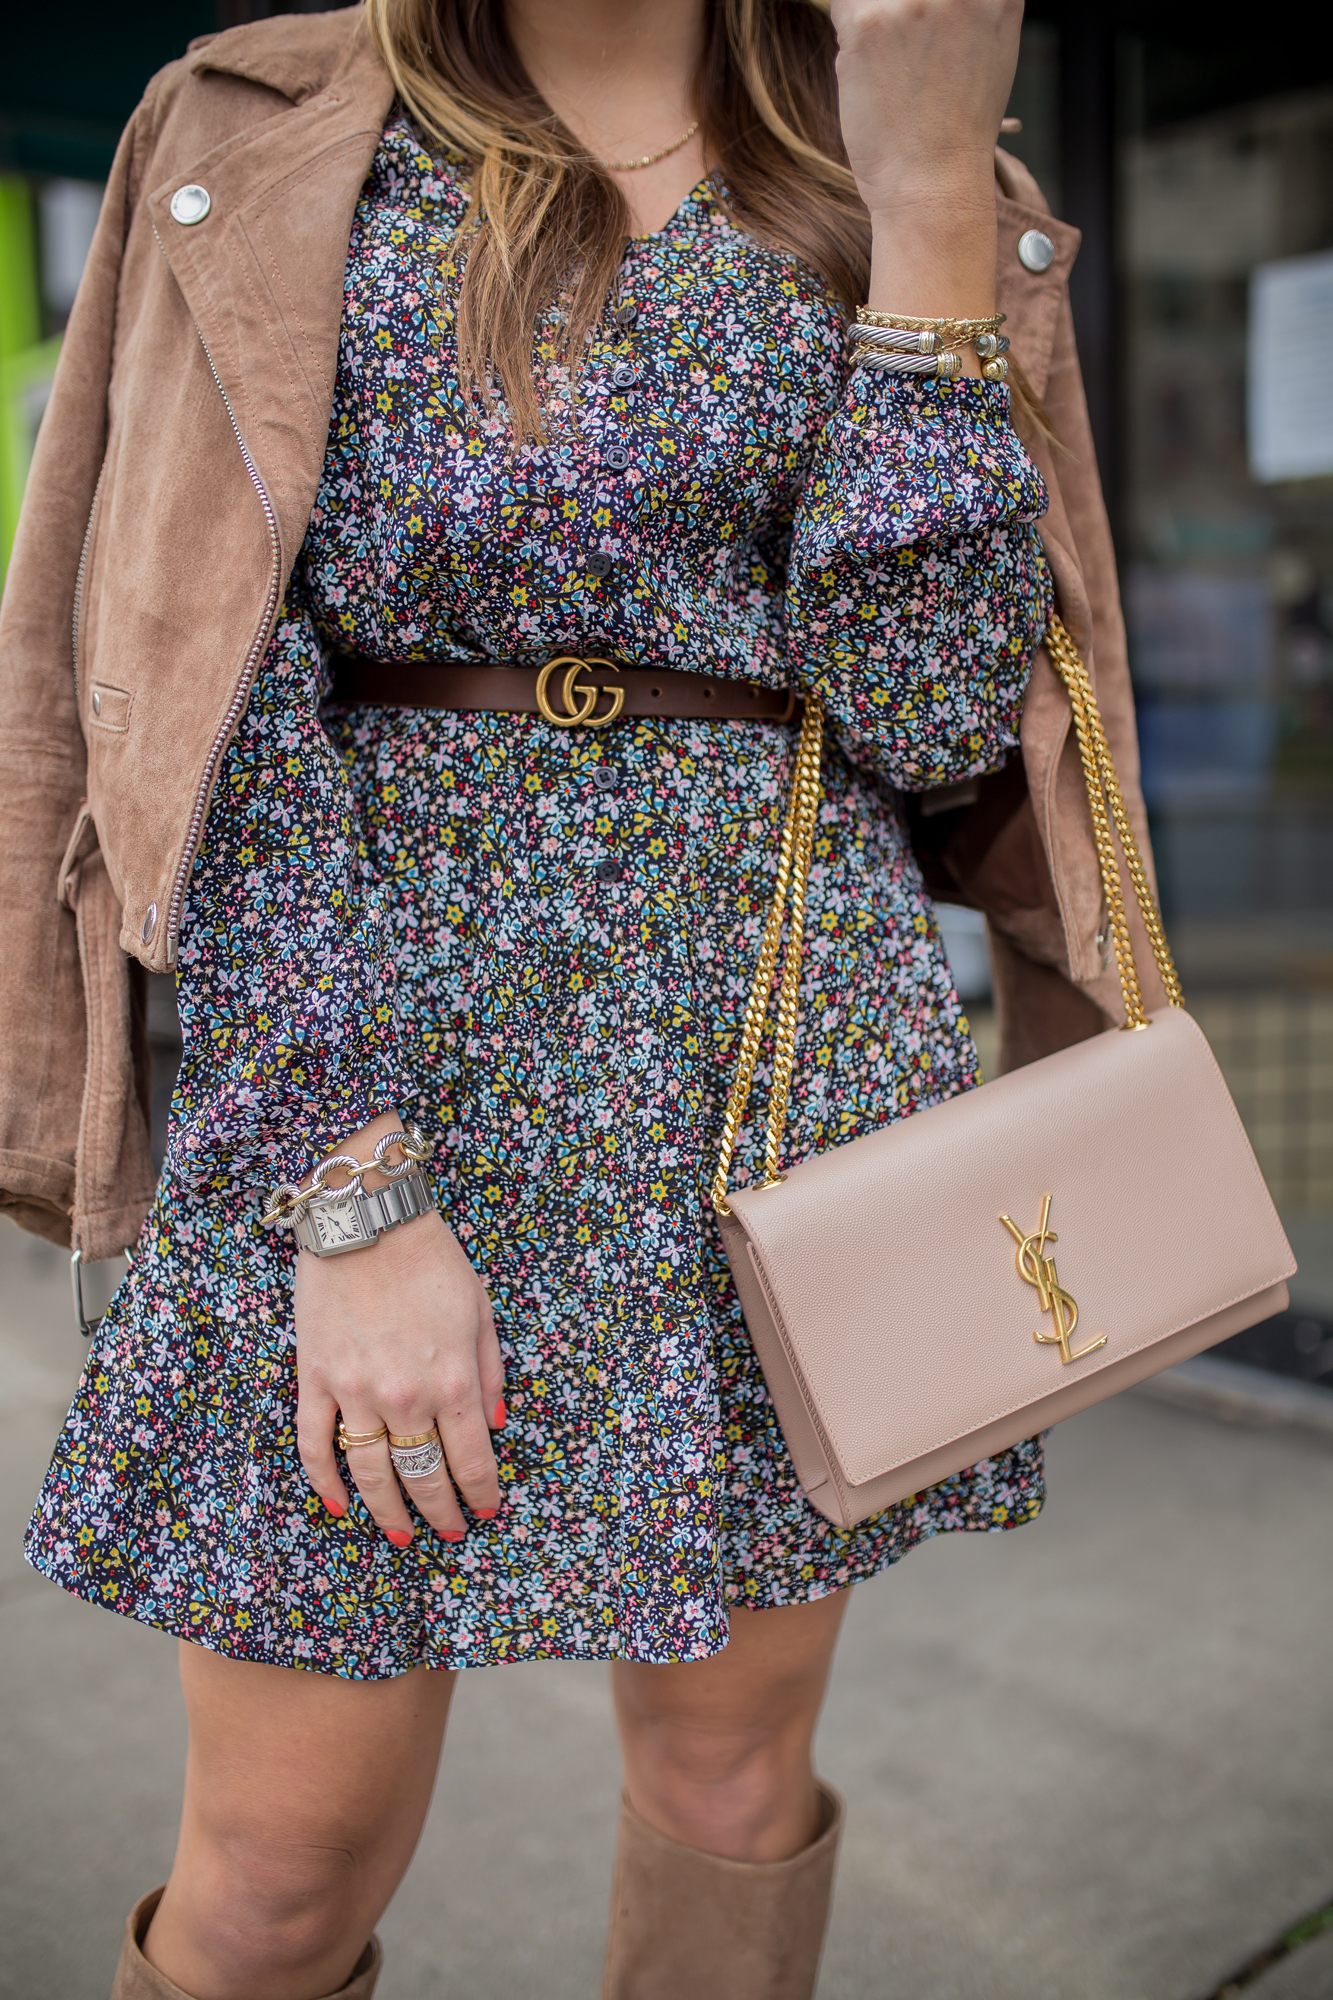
2, 1215, 1331, 2000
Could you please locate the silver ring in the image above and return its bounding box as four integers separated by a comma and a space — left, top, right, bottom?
389, 1438, 444, 1480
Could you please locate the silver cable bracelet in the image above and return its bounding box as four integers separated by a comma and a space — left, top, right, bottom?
852, 347, 965, 381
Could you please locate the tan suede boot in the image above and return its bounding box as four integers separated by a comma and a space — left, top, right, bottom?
601, 1782, 844, 2000
110, 1888, 383, 2000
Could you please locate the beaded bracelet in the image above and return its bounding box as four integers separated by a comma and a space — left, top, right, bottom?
261, 1122, 435, 1230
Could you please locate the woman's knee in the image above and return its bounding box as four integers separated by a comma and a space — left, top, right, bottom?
159, 1801, 376, 1979
152, 1646, 453, 1990
612, 1597, 852, 1858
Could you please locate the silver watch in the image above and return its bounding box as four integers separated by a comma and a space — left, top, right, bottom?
292, 1167, 437, 1257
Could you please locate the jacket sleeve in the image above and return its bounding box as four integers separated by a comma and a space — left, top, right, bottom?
0, 96, 158, 1256
786, 373, 1053, 788
162, 583, 416, 1204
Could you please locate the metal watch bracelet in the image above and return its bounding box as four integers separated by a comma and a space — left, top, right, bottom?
292, 1167, 437, 1257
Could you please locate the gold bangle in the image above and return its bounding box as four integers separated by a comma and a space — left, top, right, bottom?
336, 1424, 389, 1450
387, 1429, 438, 1449
858, 309, 1005, 346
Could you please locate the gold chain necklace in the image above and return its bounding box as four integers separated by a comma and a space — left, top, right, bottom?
600, 119, 700, 173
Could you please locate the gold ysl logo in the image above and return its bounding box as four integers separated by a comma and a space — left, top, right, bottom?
999, 1195, 1107, 1366
535, 655, 625, 729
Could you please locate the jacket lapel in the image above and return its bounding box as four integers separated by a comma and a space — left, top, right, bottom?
144, 30, 395, 568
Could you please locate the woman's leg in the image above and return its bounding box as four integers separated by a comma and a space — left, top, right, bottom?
604, 1595, 850, 1999
143, 1642, 455, 2000
610, 1592, 849, 1861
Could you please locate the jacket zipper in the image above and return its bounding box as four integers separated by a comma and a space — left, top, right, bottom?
71, 463, 107, 713
153, 227, 283, 966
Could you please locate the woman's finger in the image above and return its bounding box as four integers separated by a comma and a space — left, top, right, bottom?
387, 1440, 467, 1543
296, 1385, 351, 1519
435, 1389, 502, 1521
338, 1410, 417, 1545
477, 1288, 507, 1433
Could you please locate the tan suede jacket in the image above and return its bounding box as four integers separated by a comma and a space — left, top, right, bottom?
0, 9, 1163, 1261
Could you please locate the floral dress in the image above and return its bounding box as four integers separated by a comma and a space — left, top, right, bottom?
27, 116, 1052, 1676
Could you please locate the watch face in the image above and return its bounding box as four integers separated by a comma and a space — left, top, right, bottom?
312, 1199, 369, 1250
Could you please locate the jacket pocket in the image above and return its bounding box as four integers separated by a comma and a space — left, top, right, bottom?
88, 681, 133, 732
58, 805, 155, 1259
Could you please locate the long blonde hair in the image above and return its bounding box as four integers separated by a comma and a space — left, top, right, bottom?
365, 0, 870, 438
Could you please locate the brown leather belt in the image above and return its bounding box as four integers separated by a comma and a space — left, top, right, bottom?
329, 651, 799, 728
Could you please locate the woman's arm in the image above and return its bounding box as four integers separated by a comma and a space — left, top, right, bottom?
171, 597, 504, 1545
781, 0, 1047, 784
294, 1110, 506, 1546
831, 0, 1023, 361
786, 373, 1051, 788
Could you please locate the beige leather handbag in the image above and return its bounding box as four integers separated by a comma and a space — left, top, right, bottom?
714, 618, 1297, 1528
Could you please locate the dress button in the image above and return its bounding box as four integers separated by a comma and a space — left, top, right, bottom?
591, 767, 620, 791
615, 302, 638, 329
587, 551, 614, 579
604, 444, 632, 471
1017, 228, 1055, 273
611, 364, 638, 389
170, 184, 212, 226
595, 860, 623, 883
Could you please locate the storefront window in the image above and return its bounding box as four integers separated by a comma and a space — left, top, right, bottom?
1124, 85, 1333, 1367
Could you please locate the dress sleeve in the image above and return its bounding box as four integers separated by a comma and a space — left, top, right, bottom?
787, 373, 1053, 788
163, 578, 415, 1204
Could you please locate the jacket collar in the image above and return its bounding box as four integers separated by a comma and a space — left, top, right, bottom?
186, 8, 369, 106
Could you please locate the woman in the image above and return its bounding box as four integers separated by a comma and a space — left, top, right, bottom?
2, 0, 1143, 1995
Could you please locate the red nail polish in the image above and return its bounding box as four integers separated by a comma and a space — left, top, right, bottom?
324, 1497, 346, 1518
441, 1530, 465, 1542
475, 1508, 498, 1520
386, 1528, 413, 1547
491, 1398, 507, 1429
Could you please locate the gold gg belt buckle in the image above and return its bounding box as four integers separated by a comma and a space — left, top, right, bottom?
535, 655, 625, 728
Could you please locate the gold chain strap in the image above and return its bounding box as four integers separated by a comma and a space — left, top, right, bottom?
1043, 616, 1184, 1022
710, 698, 824, 1217
710, 619, 1183, 1216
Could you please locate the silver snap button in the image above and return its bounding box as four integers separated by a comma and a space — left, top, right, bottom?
142, 902, 158, 944
1017, 229, 1055, 274
170, 184, 211, 226
91, 690, 101, 716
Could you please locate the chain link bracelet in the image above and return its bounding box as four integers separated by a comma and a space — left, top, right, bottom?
261, 1123, 435, 1230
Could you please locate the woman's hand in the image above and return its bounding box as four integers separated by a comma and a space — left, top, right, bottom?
829, 0, 1024, 325
294, 1117, 505, 1546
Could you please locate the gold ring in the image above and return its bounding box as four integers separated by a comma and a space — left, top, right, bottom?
387, 1429, 438, 1449
336, 1425, 389, 1450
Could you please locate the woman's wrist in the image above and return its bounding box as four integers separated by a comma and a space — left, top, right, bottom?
265, 1110, 438, 1247
864, 194, 998, 378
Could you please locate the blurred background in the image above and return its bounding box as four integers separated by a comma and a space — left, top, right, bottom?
2, 8, 1333, 1999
